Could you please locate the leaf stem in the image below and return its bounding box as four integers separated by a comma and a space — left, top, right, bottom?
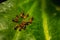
41, 0, 51, 40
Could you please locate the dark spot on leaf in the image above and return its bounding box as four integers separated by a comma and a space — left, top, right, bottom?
14, 26, 18, 30
19, 29, 21, 31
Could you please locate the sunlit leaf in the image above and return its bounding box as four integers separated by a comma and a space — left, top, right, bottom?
0, 0, 60, 40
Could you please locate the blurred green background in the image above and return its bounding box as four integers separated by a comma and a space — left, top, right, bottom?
0, 0, 60, 40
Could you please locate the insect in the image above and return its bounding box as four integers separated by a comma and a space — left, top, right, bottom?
14, 24, 19, 30
12, 15, 19, 23
19, 21, 27, 31
20, 12, 29, 19
20, 12, 24, 18
14, 17, 34, 31
12, 11, 34, 31
0, 0, 7, 3
14, 21, 28, 31
27, 17, 34, 24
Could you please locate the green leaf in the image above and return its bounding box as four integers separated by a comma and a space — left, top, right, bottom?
0, 0, 60, 40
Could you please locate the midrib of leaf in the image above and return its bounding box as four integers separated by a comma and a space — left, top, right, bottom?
41, 0, 51, 40
18, 0, 30, 10
20, 0, 30, 6
27, 1, 38, 16
12, 1, 37, 40
12, 30, 22, 40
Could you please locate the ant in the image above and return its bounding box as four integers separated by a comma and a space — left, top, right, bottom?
19, 21, 27, 31
14, 21, 28, 31
20, 12, 29, 19
28, 17, 34, 24
14, 24, 19, 30
12, 15, 19, 23
12, 12, 29, 23
12, 11, 34, 31
14, 17, 34, 31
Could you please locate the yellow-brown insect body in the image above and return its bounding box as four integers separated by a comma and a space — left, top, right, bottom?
14, 24, 19, 30
20, 13, 24, 18
12, 11, 34, 31
12, 15, 19, 22
20, 13, 29, 19
23, 14, 29, 19
19, 21, 27, 30
28, 17, 34, 24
